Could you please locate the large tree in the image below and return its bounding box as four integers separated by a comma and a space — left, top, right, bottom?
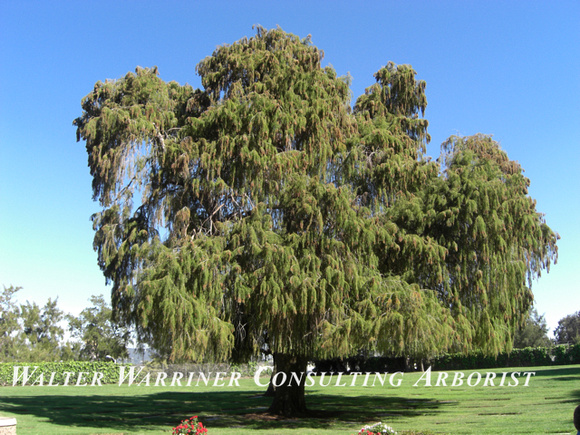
74, 27, 558, 415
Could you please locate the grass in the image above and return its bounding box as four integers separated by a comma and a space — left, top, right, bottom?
0, 364, 579, 434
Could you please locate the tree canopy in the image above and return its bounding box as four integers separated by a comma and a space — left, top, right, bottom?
74, 27, 558, 415
513, 308, 551, 348
67, 295, 131, 361
0, 285, 22, 361
0, 286, 75, 362
555, 311, 580, 345
1, 286, 130, 363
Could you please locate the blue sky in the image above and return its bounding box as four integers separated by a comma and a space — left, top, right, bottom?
1, 1, 578, 336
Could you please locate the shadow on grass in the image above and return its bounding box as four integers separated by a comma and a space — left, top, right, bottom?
0, 389, 449, 432
565, 389, 580, 405
527, 365, 580, 379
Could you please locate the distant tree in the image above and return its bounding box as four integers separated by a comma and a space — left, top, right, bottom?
19, 298, 71, 361
67, 295, 131, 361
554, 311, 580, 345
74, 27, 558, 416
513, 308, 551, 348
0, 285, 23, 361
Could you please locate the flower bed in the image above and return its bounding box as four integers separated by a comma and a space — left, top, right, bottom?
356, 422, 397, 434
172, 415, 207, 434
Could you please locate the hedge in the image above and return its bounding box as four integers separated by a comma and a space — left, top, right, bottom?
432, 344, 580, 370
0, 361, 123, 386
0, 361, 263, 387
314, 344, 580, 373
4, 345, 578, 386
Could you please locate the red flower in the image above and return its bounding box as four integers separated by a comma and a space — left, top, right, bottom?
172, 415, 209, 435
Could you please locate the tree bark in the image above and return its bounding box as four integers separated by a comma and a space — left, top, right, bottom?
267, 353, 308, 416
264, 361, 276, 397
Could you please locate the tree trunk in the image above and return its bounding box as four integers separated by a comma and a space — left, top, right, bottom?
267, 353, 308, 416
264, 362, 276, 397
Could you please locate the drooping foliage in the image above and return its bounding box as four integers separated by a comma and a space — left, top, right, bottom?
422, 134, 558, 354
74, 27, 558, 376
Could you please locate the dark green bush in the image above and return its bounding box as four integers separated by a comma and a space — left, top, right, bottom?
432, 347, 554, 370
567, 343, 580, 363
314, 344, 580, 373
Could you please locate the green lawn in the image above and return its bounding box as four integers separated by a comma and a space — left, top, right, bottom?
0, 364, 579, 434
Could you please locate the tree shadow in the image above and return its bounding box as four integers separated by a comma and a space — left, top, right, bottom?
563, 389, 580, 406
0, 389, 450, 432
526, 365, 580, 379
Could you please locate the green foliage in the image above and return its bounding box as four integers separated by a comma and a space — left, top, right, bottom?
0, 285, 22, 360
74, 26, 558, 370
415, 134, 559, 355
0, 361, 122, 386
317, 344, 580, 372
552, 343, 580, 364
508, 346, 552, 367
67, 295, 131, 361
433, 345, 580, 370
513, 308, 551, 348
554, 311, 580, 344
19, 298, 67, 360
1, 287, 75, 362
